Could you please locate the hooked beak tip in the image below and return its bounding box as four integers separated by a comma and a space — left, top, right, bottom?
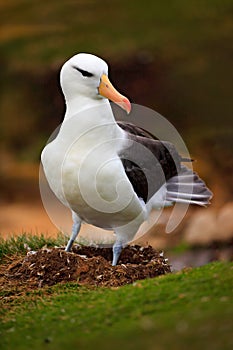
122, 97, 131, 114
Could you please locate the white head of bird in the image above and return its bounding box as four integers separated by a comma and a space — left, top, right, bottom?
60, 53, 131, 114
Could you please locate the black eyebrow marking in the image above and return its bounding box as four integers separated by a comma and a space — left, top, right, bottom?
72, 66, 94, 77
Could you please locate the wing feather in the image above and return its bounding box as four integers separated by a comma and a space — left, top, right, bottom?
117, 122, 212, 207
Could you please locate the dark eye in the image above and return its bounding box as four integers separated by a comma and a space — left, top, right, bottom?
73, 66, 94, 77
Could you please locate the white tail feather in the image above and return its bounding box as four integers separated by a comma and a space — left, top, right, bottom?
166, 196, 209, 206
166, 166, 212, 206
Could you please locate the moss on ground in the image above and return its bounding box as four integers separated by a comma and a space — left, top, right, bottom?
1, 255, 232, 350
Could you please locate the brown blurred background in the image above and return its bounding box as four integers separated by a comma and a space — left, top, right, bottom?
1, 1, 233, 262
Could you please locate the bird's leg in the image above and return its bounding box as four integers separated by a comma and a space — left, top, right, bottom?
65, 221, 81, 252
112, 241, 123, 266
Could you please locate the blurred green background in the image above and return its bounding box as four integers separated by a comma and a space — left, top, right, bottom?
0, 0, 233, 233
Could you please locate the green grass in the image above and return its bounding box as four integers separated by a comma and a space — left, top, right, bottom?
0, 234, 232, 350
0, 233, 65, 261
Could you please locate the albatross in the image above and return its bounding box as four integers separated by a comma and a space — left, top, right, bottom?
41, 53, 212, 265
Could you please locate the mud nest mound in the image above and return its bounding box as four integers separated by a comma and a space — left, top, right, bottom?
2, 245, 171, 289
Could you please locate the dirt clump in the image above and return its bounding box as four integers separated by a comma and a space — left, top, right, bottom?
1, 245, 170, 290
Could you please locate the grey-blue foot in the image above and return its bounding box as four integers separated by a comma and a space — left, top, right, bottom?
65, 222, 81, 252
112, 243, 123, 266
65, 239, 74, 252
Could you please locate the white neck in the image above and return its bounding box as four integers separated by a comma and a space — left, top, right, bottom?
59, 95, 125, 147
64, 95, 109, 120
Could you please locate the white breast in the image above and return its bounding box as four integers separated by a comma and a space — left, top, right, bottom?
41, 103, 145, 229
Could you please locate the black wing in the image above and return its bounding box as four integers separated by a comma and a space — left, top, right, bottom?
117, 121, 159, 140
117, 121, 182, 203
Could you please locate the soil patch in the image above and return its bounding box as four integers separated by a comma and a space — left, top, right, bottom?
0, 245, 170, 292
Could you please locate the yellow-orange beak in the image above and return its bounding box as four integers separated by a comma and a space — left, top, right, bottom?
98, 74, 131, 114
